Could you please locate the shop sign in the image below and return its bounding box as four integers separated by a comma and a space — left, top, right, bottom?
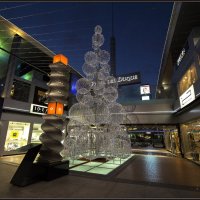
142, 95, 150, 101
177, 48, 186, 66
176, 42, 189, 67
179, 85, 195, 108
30, 104, 47, 115
116, 72, 141, 86
92, 72, 141, 87
140, 85, 150, 95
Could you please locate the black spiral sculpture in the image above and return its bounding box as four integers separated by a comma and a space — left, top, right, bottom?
37, 57, 70, 163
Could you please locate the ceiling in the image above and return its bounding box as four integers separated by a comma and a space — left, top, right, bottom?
0, 15, 54, 75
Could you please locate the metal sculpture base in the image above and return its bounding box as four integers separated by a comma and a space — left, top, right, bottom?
10, 144, 69, 187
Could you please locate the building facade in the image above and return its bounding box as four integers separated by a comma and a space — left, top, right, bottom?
0, 16, 81, 156
156, 2, 200, 164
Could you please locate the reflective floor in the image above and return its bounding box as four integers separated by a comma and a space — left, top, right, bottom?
0, 154, 200, 198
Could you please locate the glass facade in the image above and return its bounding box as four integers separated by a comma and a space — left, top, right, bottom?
15, 62, 33, 81
178, 64, 198, 95
33, 86, 47, 106
0, 50, 10, 97
0, 23, 20, 97
10, 79, 31, 102
180, 119, 200, 164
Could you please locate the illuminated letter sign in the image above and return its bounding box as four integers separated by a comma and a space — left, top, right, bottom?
116, 72, 141, 86
177, 42, 189, 67
179, 85, 195, 108
30, 104, 47, 115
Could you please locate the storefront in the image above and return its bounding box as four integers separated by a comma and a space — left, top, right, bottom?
180, 119, 200, 164
126, 125, 180, 154
0, 16, 82, 156
3, 121, 43, 151
163, 126, 181, 155
0, 107, 45, 156
4, 121, 31, 152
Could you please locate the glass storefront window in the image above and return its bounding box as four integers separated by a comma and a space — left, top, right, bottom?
33, 87, 47, 106
0, 23, 21, 97
180, 120, 200, 163
31, 124, 42, 143
4, 121, 30, 151
10, 79, 31, 102
14, 48, 35, 82
178, 64, 198, 96
0, 49, 10, 97
15, 63, 33, 81
163, 127, 180, 155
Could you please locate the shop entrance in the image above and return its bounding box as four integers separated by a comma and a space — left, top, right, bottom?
128, 130, 165, 149
126, 125, 180, 153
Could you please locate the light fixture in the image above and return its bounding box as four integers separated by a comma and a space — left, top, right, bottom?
37, 54, 70, 163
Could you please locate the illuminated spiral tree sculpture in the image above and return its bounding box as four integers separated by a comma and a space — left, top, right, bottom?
63, 25, 131, 161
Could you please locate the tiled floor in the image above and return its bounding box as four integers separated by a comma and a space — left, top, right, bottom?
0, 153, 200, 198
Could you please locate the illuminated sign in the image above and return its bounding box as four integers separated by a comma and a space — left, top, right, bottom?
179, 85, 195, 108
116, 72, 141, 86
140, 85, 150, 95
30, 104, 47, 115
177, 48, 186, 66
47, 102, 64, 115
176, 42, 189, 67
92, 72, 141, 87
142, 95, 150, 101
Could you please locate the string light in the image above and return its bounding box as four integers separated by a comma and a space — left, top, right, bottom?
63, 25, 131, 161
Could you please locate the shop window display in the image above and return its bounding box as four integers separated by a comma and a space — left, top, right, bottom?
164, 128, 180, 155
178, 64, 198, 96
4, 121, 30, 151
31, 124, 42, 143
180, 120, 200, 163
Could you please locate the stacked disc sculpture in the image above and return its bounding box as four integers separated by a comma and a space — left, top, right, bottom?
62, 25, 131, 161
37, 55, 70, 163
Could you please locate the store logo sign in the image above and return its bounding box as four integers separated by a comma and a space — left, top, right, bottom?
30, 104, 47, 115
177, 48, 186, 66
116, 72, 141, 86
177, 42, 189, 67
140, 85, 150, 95
179, 85, 195, 108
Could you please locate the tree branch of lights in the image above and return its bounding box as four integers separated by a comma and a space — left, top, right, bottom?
62, 25, 131, 161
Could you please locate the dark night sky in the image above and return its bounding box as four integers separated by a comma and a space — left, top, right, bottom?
0, 2, 173, 88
